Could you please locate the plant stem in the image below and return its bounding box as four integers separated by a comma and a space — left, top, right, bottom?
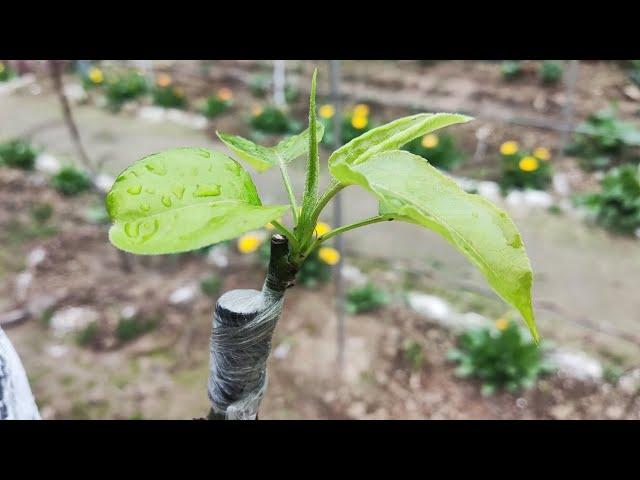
309, 179, 346, 229
278, 162, 298, 224
271, 220, 299, 251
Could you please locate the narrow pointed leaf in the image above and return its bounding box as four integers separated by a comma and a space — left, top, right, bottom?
106, 147, 288, 254
350, 150, 538, 341
216, 123, 324, 173
299, 69, 319, 238
328, 112, 472, 185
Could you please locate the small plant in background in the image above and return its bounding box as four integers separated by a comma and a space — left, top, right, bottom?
0, 62, 16, 82
51, 166, 92, 196
447, 317, 552, 395
82, 66, 105, 89
403, 133, 465, 171
345, 282, 389, 314
538, 60, 564, 85
202, 88, 233, 118
115, 315, 160, 343
249, 74, 269, 98
76, 322, 101, 348
566, 107, 640, 171
29, 203, 54, 224
575, 163, 640, 235
103, 70, 148, 111
498, 140, 553, 192
152, 74, 187, 109
249, 105, 295, 135
320, 103, 373, 146
402, 339, 425, 371
501, 60, 522, 80
200, 274, 223, 298
0, 138, 38, 170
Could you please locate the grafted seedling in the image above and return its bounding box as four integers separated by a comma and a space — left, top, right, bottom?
106, 68, 539, 419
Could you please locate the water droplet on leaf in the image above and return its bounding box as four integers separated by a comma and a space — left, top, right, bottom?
172, 185, 185, 200
194, 184, 221, 197
127, 184, 142, 195
161, 195, 172, 207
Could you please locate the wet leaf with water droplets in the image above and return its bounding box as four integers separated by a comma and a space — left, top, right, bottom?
106, 147, 288, 254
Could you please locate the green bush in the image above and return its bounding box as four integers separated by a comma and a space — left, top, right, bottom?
447, 321, 552, 395
575, 163, 640, 235
0, 62, 16, 82
152, 85, 187, 109
320, 104, 374, 146
76, 322, 101, 347
566, 107, 640, 171
115, 315, 160, 343
345, 282, 389, 314
200, 274, 223, 297
249, 74, 269, 97
498, 141, 553, 192
285, 85, 300, 103
202, 91, 232, 118
30, 203, 53, 224
539, 61, 563, 84
0, 138, 38, 170
81, 66, 105, 90
51, 166, 92, 196
249, 106, 292, 134
402, 339, 425, 371
501, 60, 522, 80
103, 70, 148, 111
403, 133, 465, 171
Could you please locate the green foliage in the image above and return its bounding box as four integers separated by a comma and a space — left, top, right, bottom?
30, 203, 53, 224
152, 85, 187, 109
51, 166, 92, 196
103, 70, 148, 111
539, 61, 563, 84
0, 138, 38, 170
115, 315, 160, 343
106, 71, 538, 341
106, 147, 288, 254
202, 93, 232, 118
200, 274, 223, 297
249, 74, 269, 97
575, 163, 640, 235
402, 133, 465, 171
626, 60, 640, 86
501, 60, 522, 80
0, 62, 16, 82
402, 339, 425, 371
76, 322, 101, 347
499, 147, 553, 192
448, 322, 552, 395
249, 106, 293, 134
345, 282, 389, 314
285, 85, 300, 103
566, 107, 640, 171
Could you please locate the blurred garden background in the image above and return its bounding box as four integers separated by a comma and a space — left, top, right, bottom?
1, 59, 640, 419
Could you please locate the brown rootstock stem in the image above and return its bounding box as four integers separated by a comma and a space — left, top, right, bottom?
49, 60, 95, 176
206, 234, 297, 420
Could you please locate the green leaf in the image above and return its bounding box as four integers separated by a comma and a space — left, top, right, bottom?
299, 69, 320, 242
343, 150, 538, 342
216, 123, 325, 173
106, 147, 288, 254
328, 112, 472, 184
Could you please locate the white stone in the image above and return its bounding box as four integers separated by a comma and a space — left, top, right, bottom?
138, 106, 166, 122
94, 173, 114, 193
273, 342, 291, 360
342, 264, 367, 286
46, 344, 69, 358
407, 292, 451, 322
476, 181, 501, 202
35, 153, 60, 175
545, 349, 603, 382
619, 368, 640, 395
63, 83, 87, 103
0, 74, 36, 95
49, 306, 100, 337
169, 284, 198, 305
120, 305, 138, 320
206, 245, 230, 269
552, 173, 571, 196
28, 83, 42, 96
14, 271, 33, 302
26, 247, 46, 269
505, 190, 525, 208
452, 311, 492, 330
522, 190, 553, 209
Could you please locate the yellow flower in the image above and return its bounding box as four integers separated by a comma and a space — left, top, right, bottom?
318, 246, 340, 265
519, 156, 539, 172
351, 114, 368, 130
314, 222, 331, 237
319, 104, 335, 119
156, 73, 172, 87
421, 134, 439, 149
0, 63, 5, 73
495, 317, 510, 331
265, 222, 275, 231
353, 104, 370, 117
237, 234, 262, 254
252, 105, 263, 117
533, 147, 551, 161
88, 67, 103, 84
218, 87, 233, 101
500, 140, 519, 156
